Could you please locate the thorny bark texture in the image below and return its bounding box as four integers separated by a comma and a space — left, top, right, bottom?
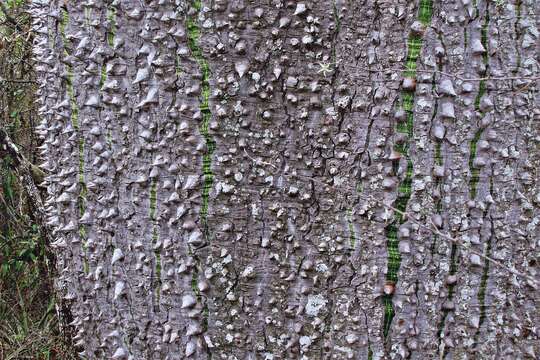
30, 0, 539, 359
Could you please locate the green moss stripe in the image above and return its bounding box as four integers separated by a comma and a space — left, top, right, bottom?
436, 242, 457, 343
435, 143, 442, 166
418, 0, 433, 25
99, 65, 107, 90
468, 5, 489, 200
187, 0, 212, 335
405, 36, 423, 77
187, 1, 215, 230
149, 177, 157, 220
476, 240, 491, 330
440, 4, 491, 352
149, 178, 161, 310
468, 129, 482, 199
61, 9, 89, 274
347, 209, 356, 248
106, 6, 116, 47
84, 6, 91, 26
383, 0, 433, 340
475, 174, 494, 344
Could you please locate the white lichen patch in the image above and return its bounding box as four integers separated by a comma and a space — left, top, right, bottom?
412, 178, 426, 192
299, 335, 312, 351
334, 345, 354, 358
315, 263, 328, 273
305, 294, 327, 317
241, 265, 254, 278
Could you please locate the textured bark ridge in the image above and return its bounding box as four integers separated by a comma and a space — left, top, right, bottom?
30, 0, 539, 359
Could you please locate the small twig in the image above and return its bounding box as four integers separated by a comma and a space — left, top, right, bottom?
367, 195, 539, 287
0, 78, 36, 84
243, 148, 278, 170
340, 63, 540, 82
267, 168, 538, 287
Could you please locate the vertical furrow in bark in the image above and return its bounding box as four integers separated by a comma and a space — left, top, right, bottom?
415, 6, 454, 357
193, 0, 275, 357
71, 2, 109, 355
315, 1, 379, 357
467, 4, 489, 200
448, 1, 494, 357
427, 0, 476, 357
115, 5, 150, 357
67, 2, 145, 357
140, 2, 196, 357
86, 2, 124, 356
55, 2, 93, 354
144, 1, 212, 357
195, 1, 298, 357
471, 0, 540, 357
329, 0, 413, 357
507, 0, 540, 355
117, 4, 161, 357
430, 1, 474, 357
475, 2, 502, 356
342, 1, 405, 357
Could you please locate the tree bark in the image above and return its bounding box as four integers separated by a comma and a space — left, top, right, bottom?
29, 0, 539, 359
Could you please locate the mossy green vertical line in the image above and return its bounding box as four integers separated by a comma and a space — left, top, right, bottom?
347, 209, 356, 248
430, 81, 443, 248
468, 129, 482, 198
175, 54, 182, 75
106, 6, 116, 47
468, 4, 490, 199
149, 178, 161, 311
99, 65, 107, 90
474, 173, 493, 345
383, 0, 433, 341
440, 4, 490, 352
472, 3, 495, 344
187, 1, 214, 234
512, 0, 522, 74
418, 0, 432, 25
100, 6, 115, 90
187, 1, 213, 340
84, 6, 92, 26
60, 9, 88, 274
331, 0, 340, 70
437, 242, 457, 352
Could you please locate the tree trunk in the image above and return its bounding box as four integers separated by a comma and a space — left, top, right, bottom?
30, 0, 539, 359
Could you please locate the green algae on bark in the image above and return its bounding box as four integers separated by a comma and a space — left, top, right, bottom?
186, 0, 213, 338
468, 4, 490, 200
187, 0, 215, 233
149, 177, 161, 310
60, 9, 89, 274
383, 0, 433, 340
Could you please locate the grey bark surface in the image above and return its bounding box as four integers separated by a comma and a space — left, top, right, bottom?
29, 0, 539, 359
